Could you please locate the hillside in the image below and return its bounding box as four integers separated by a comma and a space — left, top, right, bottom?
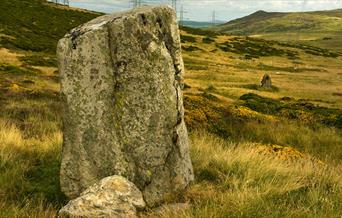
214, 9, 342, 35
0, 0, 99, 53
211, 9, 342, 52
0, 1, 342, 217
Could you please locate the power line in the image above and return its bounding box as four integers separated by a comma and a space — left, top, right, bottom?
179, 5, 187, 26
171, 0, 177, 11
49, 0, 69, 6
212, 10, 216, 26
131, 0, 142, 8
172, 0, 176, 9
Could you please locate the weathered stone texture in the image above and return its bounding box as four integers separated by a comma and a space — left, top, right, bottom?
261, 73, 272, 88
57, 6, 193, 206
59, 176, 145, 218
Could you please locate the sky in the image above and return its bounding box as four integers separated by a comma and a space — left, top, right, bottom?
66, 0, 342, 22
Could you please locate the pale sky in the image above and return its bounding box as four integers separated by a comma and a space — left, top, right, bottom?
67, 0, 342, 22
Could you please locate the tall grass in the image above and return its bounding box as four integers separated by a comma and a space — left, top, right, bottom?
0, 119, 63, 217
146, 132, 342, 217
1, 109, 341, 217
241, 120, 342, 161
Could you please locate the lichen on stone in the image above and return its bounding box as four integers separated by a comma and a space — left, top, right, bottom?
57, 5, 193, 207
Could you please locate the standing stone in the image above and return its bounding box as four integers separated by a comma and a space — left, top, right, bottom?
59, 176, 145, 218
261, 73, 272, 88
57, 6, 193, 206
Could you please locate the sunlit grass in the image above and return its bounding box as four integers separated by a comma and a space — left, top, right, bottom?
143, 132, 342, 217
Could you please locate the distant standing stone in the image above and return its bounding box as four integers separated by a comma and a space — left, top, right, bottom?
58, 176, 145, 218
57, 5, 193, 206
261, 73, 272, 88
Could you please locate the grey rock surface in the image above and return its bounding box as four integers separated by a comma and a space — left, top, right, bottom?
57, 5, 193, 206
261, 73, 272, 88
58, 176, 145, 218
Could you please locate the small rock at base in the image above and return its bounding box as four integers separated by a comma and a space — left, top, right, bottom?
58, 176, 146, 218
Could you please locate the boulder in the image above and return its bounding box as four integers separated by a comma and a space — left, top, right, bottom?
261, 73, 272, 88
57, 5, 193, 206
58, 176, 145, 218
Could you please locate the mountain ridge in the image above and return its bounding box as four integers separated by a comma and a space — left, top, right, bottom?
212, 8, 342, 35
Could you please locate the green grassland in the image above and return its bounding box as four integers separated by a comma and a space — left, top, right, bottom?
0, 0, 99, 53
0, 0, 342, 217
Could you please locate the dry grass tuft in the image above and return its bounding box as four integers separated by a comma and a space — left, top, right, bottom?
151, 132, 342, 218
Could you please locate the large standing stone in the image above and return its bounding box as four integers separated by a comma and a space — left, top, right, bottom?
59, 176, 145, 218
57, 6, 193, 206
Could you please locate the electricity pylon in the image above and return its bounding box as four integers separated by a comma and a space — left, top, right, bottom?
131, 0, 142, 8
212, 10, 216, 25
179, 5, 187, 26
171, 0, 177, 11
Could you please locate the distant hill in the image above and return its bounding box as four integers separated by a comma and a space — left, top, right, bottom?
212, 9, 342, 35
210, 9, 342, 52
181, 20, 224, 29
0, 0, 100, 53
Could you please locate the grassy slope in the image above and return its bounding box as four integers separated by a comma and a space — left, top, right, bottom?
0, 1, 342, 217
0, 0, 99, 53
211, 9, 342, 52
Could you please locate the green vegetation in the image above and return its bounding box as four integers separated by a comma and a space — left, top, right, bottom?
184, 94, 342, 161
240, 93, 342, 128
241, 83, 279, 92
182, 45, 203, 52
0, 0, 99, 53
180, 35, 197, 43
0, 0, 342, 217
202, 37, 215, 44
0, 64, 40, 76
212, 9, 342, 36
278, 42, 342, 57
210, 9, 342, 52
216, 37, 299, 59
19, 54, 57, 67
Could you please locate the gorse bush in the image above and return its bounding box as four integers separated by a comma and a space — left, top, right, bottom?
216, 37, 299, 59
240, 93, 342, 129
184, 94, 342, 160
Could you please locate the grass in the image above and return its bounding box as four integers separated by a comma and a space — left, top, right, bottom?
211, 9, 342, 39
0, 119, 63, 217
181, 28, 342, 109
0, 0, 99, 53
0, 1, 341, 217
209, 9, 342, 53
241, 83, 280, 92
184, 94, 342, 161
145, 132, 342, 218
19, 54, 57, 67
